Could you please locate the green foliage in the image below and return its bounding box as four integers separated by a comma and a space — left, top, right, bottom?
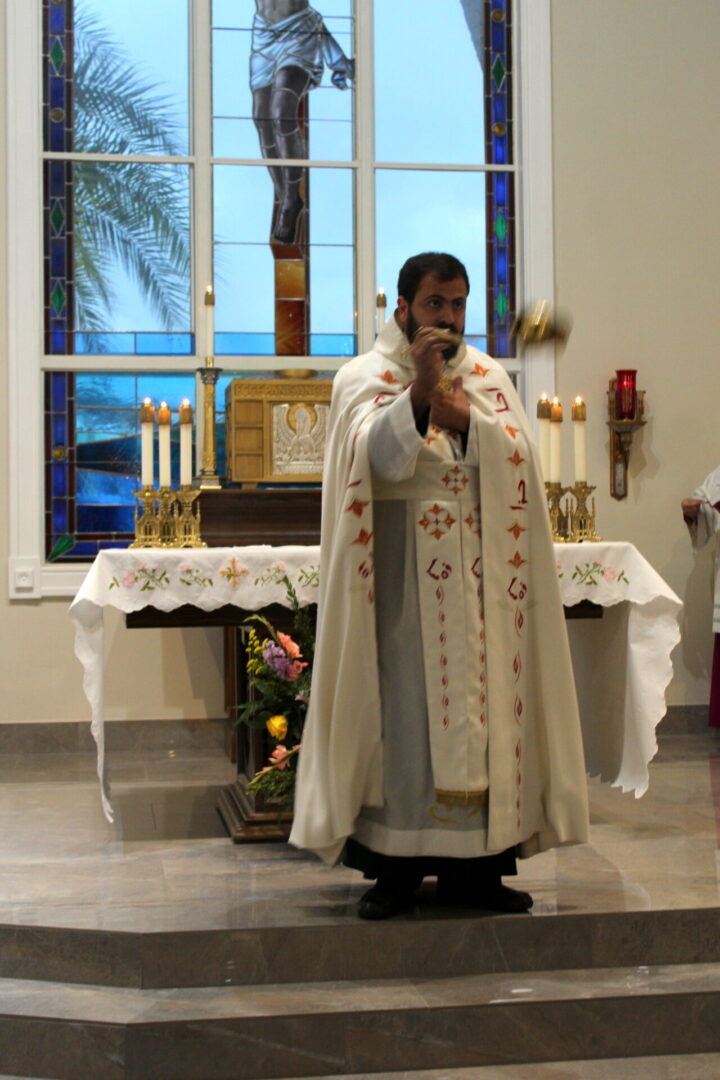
72, 7, 190, 334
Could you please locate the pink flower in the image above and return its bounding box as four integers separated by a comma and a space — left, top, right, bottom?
275, 562, 287, 573
270, 745, 290, 770
603, 566, 617, 582
277, 632, 301, 659
555, 560, 562, 571
121, 572, 137, 588
180, 564, 191, 573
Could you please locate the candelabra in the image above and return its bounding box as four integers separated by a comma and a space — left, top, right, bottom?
546, 482, 602, 542
130, 487, 206, 548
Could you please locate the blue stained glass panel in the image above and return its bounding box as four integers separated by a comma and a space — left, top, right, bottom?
77, 506, 136, 533
52, 462, 67, 498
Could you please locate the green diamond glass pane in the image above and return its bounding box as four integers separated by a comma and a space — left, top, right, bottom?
50, 201, 65, 235
51, 282, 66, 317
496, 288, 509, 321
491, 55, 506, 90
49, 38, 65, 75
494, 210, 508, 243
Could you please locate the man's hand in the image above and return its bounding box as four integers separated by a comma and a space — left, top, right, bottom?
430, 377, 470, 435
681, 497, 702, 522
409, 326, 455, 420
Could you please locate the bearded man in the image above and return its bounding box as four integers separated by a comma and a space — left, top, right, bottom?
290, 252, 589, 920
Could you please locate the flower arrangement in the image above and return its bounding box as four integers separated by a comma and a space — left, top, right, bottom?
236, 576, 315, 811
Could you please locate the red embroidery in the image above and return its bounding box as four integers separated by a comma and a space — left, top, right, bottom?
345, 498, 369, 517
352, 528, 373, 546
505, 424, 519, 439
471, 557, 482, 579
507, 521, 525, 540
427, 558, 452, 580
441, 465, 469, 494
507, 449, 526, 467
514, 697, 523, 722
358, 555, 374, 579
418, 505, 457, 540
346, 479, 362, 489
472, 362, 490, 377
513, 652, 522, 681
379, 370, 400, 385
508, 551, 526, 569
485, 388, 510, 413
464, 505, 482, 535
515, 609, 524, 636
507, 577, 527, 600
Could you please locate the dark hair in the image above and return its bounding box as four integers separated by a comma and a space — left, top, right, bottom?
397, 252, 470, 305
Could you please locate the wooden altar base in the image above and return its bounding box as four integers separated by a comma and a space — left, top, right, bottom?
216, 778, 292, 843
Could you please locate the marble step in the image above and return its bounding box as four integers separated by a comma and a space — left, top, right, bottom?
278, 1058, 720, 1080
2, 904, 720, 991
1, 963, 720, 1080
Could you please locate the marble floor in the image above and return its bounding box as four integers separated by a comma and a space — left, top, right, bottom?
1, 731, 720, 933
0, 731, 718, 933
1, 730, 720, 1079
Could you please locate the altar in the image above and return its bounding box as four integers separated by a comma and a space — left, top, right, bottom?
70, 541, 681, 825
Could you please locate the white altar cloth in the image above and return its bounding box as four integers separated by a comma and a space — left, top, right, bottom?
70, 541, 680, 821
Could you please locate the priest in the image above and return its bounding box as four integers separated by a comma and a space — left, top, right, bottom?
682, 468, 720, 727
289, 252, 589, 919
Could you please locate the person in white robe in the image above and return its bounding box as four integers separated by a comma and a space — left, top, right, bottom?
289, 252, 589, 919
682, 467, 720, 728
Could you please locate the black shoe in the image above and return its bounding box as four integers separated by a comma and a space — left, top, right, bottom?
357, 883, 417, 921
436, 880, 533, 913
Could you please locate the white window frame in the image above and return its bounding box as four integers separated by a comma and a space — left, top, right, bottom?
5, 0, 555, 600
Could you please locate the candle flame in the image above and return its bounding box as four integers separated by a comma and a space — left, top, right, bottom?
552, 396, 560, 405
143, 397, 152, 404
181, 398, 190, 406
575, 395, 583, 405
540, 392, 549, 401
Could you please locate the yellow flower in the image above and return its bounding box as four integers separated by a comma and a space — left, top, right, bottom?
266, 715, 288, 740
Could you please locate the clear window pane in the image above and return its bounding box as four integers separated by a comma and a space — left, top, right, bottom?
374, 0, 485, 165
57, 0, 190, 155
376, 169, 489, 345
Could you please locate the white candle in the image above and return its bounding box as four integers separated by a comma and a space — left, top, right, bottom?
572, 396, 587, 484
205, 285, 215, 359
536, 393, 551, 480
376, 288, 386, 332
140, 399, 155, 487
549, 396, 563, 484
158, 401, 172, 488
179, 399, 193, 487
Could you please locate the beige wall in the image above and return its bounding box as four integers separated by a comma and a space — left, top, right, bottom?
550, 0, 720, 705
1, 0, 718, 722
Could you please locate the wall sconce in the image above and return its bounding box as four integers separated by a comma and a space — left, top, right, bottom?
607, 369, 646, 499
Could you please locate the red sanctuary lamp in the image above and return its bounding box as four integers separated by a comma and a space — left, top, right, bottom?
614, 369, 637, 420
607, 369, 646, 500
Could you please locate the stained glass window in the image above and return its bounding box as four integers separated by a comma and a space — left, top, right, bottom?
40, 0, 517, 562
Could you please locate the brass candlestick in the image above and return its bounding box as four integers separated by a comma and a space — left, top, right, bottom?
157, 487, 176, 546
175, 486, 207, 548
545, 482, 571, 542
130, 487, 160, 548
197, 363, 223, 490
568, 483, 602, 542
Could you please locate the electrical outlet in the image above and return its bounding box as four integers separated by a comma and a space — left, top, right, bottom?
13, 567, 35, 590
9, 559, 41, 598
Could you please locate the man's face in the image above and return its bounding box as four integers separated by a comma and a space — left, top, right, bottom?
397, 274, 468, 360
